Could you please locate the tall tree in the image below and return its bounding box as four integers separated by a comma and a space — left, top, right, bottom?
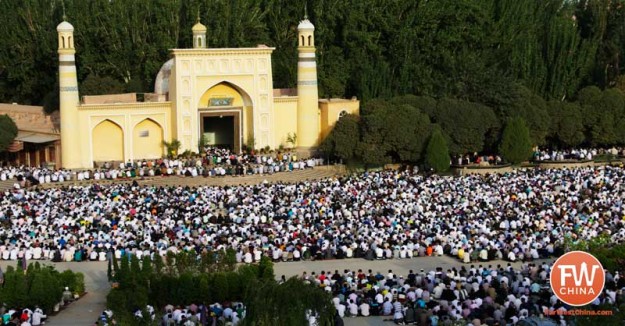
0, 114, 18, 152
500, 117, 533, 164
425, 125, 451, 173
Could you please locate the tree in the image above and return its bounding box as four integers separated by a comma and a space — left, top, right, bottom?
162, 139, 181, 158
286, 133, 297, 149
320, 114, 360, 161
80, 74, 125, 95
360, 100, 431, 162
0, 114, 18, 152
242, 278, 335, 326
500, 117, 533, 164
433, 98, 498, 155
425, 126, 451, 173
547, 101, 585, 148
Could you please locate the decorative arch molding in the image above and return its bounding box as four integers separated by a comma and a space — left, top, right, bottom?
92, 119, 124, 162
198, 80, 255, 108
132, 118, 164, 159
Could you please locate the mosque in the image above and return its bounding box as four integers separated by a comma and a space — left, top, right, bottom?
56, 16, 359, 169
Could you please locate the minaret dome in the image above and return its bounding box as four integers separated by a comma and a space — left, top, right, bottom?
192, 20, 207, 49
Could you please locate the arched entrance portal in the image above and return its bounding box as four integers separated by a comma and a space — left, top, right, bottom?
133, 118, 164, 159
198, 82, 253, 153
92, 120, 123, 162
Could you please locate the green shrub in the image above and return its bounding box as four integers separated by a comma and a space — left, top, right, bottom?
425, 125, 451, 172
500, 117, 533, 164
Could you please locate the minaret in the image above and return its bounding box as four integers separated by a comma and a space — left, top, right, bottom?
57, 20, 81, 169
192, 16, 207, 49
296, 14, 319, 148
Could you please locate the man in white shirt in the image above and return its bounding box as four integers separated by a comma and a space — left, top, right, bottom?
31, 306, 46, 326
359, 301, 370, 316
347, 300, 358, 317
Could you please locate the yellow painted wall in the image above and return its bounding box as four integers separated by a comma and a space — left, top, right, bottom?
273, 97, 298, 148
171, 48, 275, 152
72, 102, 172, 168
133, 119, 164, 159
198, 83, 244, 107
92, 120, 124, 162
319, 99, 360, 141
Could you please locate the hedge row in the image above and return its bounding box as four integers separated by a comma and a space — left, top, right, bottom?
106, 251, 334, 326
0, 262, 85, 313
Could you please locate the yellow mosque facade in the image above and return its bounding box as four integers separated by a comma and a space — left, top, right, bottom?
57, 18, 359, 169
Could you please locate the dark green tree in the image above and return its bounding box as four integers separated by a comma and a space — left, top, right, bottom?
0, 114, 18, 152
433, 98, 498, 155
320, 114, 360, 161
547, 101, 585, 148
425, 126, 451, 173
500, 117, 533, 164
79, 74, 125, 96
360, 100, 431, 162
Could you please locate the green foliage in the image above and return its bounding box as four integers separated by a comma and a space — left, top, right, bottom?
198, 133, 207, 152
0, 114, 18, 152
0, 265, 82, 313
547, 101, 585, 147
432, 98, 498, 155
320, 114, 360, 161
360, 100, 431, 162
500, 117, 533, 164
162, 139, 181, 158
425, 126, 451, 173
106, 251, 332, 326
241, 278, 335, 326
2, 0, 622, 113
80, 74, 125, 95
286, 133, 297, 148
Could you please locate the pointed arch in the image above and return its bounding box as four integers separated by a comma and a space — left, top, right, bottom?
92, 119, 124, 162
199, 80, 254, 108
133, 118, 164, 159
308, 35, 312, 46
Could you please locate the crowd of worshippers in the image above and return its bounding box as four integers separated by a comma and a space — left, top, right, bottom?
304, 263, 625, 325
532, 147, 624, 162
0, 148, 322, 187
452, 154, 503, 166
1, 166, 625, 265
0, 286, 75, 326
94, 302, 246, 326
1, 306, 47, 326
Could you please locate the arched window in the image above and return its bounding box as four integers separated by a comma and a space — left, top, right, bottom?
308, 35, 312, 46
61, 36, 65, 48
300, 35, 305, 47
338, 110, 348, 119
197, 37, 202, 48
68, 36, 72, 48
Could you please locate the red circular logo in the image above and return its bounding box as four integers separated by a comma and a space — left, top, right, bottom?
550, 251, 605, 306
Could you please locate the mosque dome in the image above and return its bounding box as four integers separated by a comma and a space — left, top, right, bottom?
56, 21, 74, 32
297, 19, 314, 31
192, 21, 207, 33
154, 58, 174, 95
